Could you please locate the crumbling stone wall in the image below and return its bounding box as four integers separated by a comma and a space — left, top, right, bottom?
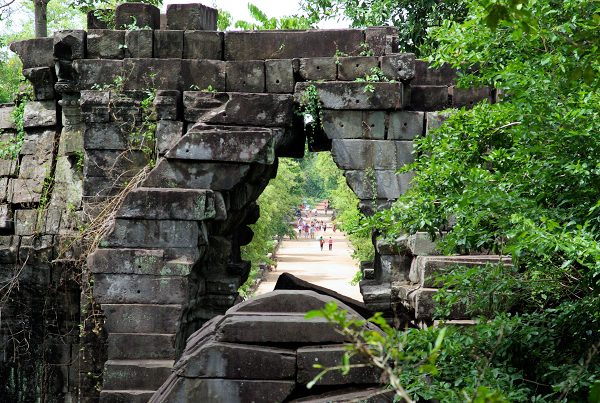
1, 40, 82, 402
1, 2, 494, 401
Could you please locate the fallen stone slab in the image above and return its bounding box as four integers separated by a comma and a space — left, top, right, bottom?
228, 290, 364, 317
151, 377, 295, 403
359, 281, 392, 312
297, 345, 380, 385
215, 313, 346, 344
180, 339, 296, 379
289, 387, 394, 402
274, 273, 372, 319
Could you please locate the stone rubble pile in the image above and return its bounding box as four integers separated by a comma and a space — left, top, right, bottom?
150, 290, 391, 403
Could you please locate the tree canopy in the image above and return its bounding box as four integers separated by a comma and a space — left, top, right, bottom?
337, 0, 600, 400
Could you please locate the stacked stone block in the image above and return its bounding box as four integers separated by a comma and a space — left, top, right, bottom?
1, 37, 82, 401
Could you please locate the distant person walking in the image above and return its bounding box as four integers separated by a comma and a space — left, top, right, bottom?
319, 236, 324, 251
328, 237, 333, 251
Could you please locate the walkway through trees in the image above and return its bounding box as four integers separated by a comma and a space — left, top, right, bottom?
254, 204, 363, 301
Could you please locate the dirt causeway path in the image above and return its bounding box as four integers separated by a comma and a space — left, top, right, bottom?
254, 205, 363, 301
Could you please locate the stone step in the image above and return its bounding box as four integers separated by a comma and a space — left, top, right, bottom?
410, 255, 512, 287
102, 304, 182, 334
103, 359, 173, 391
107, 333, 175, 360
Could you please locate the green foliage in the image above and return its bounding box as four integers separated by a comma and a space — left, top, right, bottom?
310, 300, 600, 402
234, 2, 314, 30
350, 0, 600, 400
0, 1, 84, 103
238, 158, 304, 297
131, 89, 157, 165
296, 84, 323, 137
0, 52, 22, 104
0, 100, 26, 160
355, 66, 395, 93
217, 9, 233, 31
300, 0, 468, 54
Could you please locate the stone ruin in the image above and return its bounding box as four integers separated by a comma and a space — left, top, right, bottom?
151, 290, 389, 403
0, 2, 499, 401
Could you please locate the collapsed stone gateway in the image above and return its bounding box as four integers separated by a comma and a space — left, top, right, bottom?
0, 2, 495, 401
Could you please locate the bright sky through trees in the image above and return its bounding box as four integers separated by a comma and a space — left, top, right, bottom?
163, 0, 348, 28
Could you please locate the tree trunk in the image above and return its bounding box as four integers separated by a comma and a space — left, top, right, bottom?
33, 0, 49, 37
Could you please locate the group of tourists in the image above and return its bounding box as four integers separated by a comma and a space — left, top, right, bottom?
296, 218, 330, 239
294, 200, 336, 251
